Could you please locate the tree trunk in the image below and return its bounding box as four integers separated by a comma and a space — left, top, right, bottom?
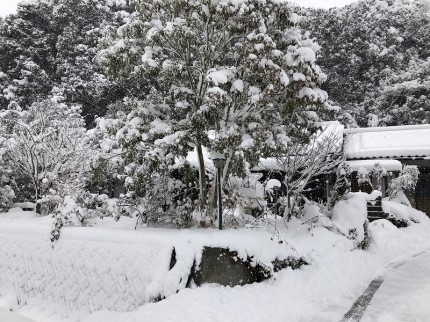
196, 141, 207, 213
221, 150, 233, 189
34, 182, 42, 215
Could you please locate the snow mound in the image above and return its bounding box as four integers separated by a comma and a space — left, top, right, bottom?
382, 199, 428, 224
146, 229, 302, 301
331, 193, 368, 244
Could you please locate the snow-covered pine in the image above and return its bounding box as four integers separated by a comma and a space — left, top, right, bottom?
97, 0, 330, 222
0, 0, 54, 109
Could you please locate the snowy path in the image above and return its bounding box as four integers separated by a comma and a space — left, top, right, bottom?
361, 250, 430, 322
343, 250, 430, 322
0, 307, 36, 322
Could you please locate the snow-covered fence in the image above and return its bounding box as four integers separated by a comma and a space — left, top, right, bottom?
0, 222, 172, 321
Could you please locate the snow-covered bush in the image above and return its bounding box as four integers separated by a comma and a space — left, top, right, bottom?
0, 141, 15, 212
270, 123, 343, 218
357, 167, 372, 187
0, 172, 15, 213
51, 192, 122, 241
389, 165, 419, 201
370, 162, 388, 191
382, 198, 427, 229
329, 162, 352, 210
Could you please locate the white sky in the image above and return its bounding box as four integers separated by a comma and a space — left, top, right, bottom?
0, 0, 358, 17
292, 0, 358, 9
0, 0, 21, 17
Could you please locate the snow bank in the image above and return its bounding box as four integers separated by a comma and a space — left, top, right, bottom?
146, 228, 301, 301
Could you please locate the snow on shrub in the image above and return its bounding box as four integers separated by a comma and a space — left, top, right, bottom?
382, 199, 428, 227
51, 193, 121, 241
301, 202, 332, 229
329, 162, 352, 210
330, 192, 368, 246
0, 181, 15, 213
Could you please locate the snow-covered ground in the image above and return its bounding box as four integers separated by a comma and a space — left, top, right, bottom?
1, 200, 430, 322
0, 307, 36, 322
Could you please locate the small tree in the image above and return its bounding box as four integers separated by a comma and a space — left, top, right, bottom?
0, 97, 95, 214
268, 124, 343, 218
389, 165, 420, 200
329, 162, 351, 210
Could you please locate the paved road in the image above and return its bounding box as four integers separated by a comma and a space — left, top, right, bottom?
343, 250, 430, 322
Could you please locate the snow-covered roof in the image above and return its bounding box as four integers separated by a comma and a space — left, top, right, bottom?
315, 121, 344, 146
344, 124, 430, 160
344, 159, 402, 172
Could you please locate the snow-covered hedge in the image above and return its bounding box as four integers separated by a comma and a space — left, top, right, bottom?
0, 220, 171, 321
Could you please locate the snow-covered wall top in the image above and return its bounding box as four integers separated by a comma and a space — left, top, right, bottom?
344, 124, 430, 160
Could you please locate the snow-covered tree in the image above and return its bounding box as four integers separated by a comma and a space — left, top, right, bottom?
389, 165, 420, 200
305, 0, 430, 127
0, 1, 55, 109
263, 124, 343, 217
0, 0, 133, 125
97, 0, 331, 221
51, 0, 132, 125
0, 97, 95, 214
371, 58, 430, 126
0, 139, 15, 211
